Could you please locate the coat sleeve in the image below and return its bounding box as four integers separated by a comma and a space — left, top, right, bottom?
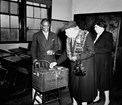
56, 51, 67, 65
77, 34, 95, 60
31, 34, 37, 61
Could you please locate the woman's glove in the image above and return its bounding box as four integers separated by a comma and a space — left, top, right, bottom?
49, 62, 57, 68
70, 56, 77, 62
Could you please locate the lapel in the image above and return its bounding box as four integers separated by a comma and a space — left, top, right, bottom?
41, 31, 46, 43
46, 33, 52, 47
43, 32, 54, 50
68, 38, 76, 56
39, 30, 49, 48
72, 38, 77, 54
94, 31, 105, 45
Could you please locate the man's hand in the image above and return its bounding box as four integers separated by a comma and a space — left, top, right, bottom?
47, 50, 55, 55
49, 62, 57, 68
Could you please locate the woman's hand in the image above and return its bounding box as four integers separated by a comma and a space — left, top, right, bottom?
49, 62, 57, 68
70, 56, 77, 62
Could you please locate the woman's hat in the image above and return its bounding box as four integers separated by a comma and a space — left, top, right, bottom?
61, 21, 77, 31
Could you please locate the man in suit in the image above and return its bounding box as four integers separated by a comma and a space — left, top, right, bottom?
31, 18, 59, 67
31, 18, 59, 103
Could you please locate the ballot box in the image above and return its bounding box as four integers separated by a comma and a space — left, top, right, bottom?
32, 66, 69, 92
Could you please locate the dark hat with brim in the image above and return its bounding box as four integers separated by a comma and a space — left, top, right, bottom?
61, 21, 77, 31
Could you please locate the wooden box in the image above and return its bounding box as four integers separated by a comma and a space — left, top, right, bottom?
32, 66, 69, 92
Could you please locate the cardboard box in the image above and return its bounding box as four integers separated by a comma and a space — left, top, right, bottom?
32, 66, 69, 92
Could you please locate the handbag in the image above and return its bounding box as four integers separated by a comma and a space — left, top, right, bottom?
72, 60, 86, 76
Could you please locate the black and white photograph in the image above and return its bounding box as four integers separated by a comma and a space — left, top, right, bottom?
0, 0, 122, 105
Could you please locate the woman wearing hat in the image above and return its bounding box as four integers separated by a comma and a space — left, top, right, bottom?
55, 21, 97, 105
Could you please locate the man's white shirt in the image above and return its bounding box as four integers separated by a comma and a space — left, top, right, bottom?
42, 31, 49, 40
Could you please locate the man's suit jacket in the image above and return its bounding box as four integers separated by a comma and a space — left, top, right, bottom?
31, 30, 59, 63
